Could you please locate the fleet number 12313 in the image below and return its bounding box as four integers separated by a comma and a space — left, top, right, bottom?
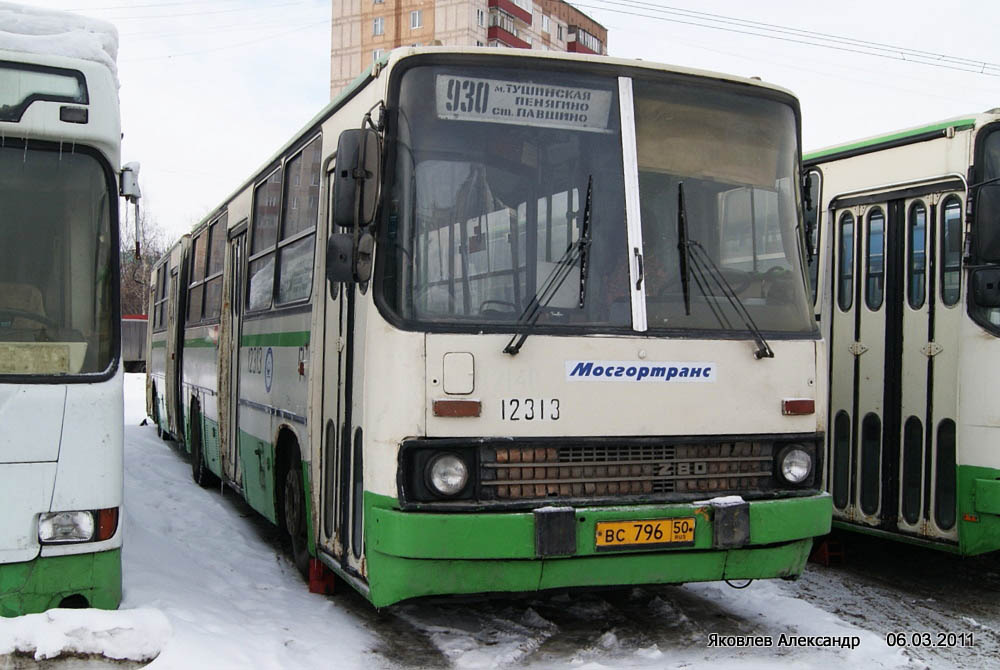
500, 398, 560, 421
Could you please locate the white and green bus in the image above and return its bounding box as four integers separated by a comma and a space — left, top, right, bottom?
0, 31, 140, 613
806, 110, 1000, 555
149, 46, 831, 607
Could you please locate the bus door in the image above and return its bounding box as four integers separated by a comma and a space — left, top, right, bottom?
224, 227, 247, 488
165, 265, 182, 438
319, 162, 365, 576
828, 187, 961, 543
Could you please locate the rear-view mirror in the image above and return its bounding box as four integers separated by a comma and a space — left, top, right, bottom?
332, 128, 381, 229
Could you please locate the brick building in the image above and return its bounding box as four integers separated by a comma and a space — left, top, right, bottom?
330, 0, 608, 95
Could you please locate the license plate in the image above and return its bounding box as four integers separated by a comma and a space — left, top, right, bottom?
595, 517, 696, 550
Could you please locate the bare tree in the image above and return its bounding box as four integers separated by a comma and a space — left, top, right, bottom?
119, 205, 167, 317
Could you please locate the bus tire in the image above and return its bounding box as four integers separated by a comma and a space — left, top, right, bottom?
190, 402, 219, 488
281, 449, 310, 579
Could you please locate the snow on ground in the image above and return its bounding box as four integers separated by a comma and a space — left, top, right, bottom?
2, 375, 378, 668
3, 373, 994, 668
0, 1, 118, 77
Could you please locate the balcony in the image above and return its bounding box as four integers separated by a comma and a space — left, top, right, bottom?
488, 0, 532, 25
568, 27, 602, 55
567, 39, 598, 55
488, 25, 531, 49
489, 9, 531, 49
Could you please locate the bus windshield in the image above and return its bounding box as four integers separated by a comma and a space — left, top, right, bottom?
0, 145, 115, 376
381, 63, 815, 336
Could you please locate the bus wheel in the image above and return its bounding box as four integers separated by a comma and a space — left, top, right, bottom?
282, 453, 310, 578
190, 403, 219, 488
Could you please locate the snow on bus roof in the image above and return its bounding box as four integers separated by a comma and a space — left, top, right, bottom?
0, 1, 118, 79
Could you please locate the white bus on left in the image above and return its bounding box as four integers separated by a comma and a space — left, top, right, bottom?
0, 6, 140, 616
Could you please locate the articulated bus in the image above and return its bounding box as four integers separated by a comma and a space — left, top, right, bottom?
0, 39, 139, 613
149, 46, 831, 607
806, 110, 1000, 555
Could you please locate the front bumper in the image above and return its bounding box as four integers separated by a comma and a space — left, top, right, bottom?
364, 492, 832, 607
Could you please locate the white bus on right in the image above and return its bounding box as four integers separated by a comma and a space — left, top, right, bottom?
805, 111, 1000, 555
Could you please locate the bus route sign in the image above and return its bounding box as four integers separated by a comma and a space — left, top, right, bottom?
435, 74, 613, 133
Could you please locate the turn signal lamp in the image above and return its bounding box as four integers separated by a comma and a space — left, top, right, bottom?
97, 507, 119, 541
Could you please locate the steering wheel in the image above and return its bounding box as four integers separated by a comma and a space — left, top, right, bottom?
761, 266, 794, 303
0, 308, 58, 329
761, 266, 790, 280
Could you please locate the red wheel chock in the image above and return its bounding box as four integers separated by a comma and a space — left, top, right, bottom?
308, 558, 337, 595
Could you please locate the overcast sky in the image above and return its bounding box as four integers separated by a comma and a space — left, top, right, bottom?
24, 0, 1000, 242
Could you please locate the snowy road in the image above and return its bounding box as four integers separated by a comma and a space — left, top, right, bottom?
3, 375, 997, 669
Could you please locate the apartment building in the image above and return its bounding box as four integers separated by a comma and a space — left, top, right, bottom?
330, 0, 608, 95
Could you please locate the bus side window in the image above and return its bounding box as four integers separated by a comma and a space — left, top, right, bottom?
276, 135, 322, 305
187, 232, 206, 322
203, 215, 226, 319
248, 168, 283, 311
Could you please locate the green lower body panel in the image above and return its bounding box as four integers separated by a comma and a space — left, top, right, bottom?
961, 464, 1000, 555
239, 429, 277, 524
830, 465, 1000, 556
363, 493, 831, 607
0, 549, 121, 617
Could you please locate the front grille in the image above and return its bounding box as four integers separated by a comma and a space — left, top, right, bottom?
480, 442, 774, 500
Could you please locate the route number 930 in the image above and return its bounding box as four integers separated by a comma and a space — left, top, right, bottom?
444, 78, 490, 114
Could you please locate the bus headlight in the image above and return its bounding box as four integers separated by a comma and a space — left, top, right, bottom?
778, 446, 813, 485
426, 453, 469, 496
38, 511, 95, 544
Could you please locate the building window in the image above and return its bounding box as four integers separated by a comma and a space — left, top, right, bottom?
374, 0, 384, 3
512, 0, 531, 11
477, 8, 485, 27
557, 25, 563, 41
541, 15, 550, 33
373, 49, 383, 63
476, 40, 484, 46
373, 16, 384, 36
410, 10, 422, 29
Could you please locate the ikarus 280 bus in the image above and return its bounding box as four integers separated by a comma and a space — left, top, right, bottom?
149, 46, 831, 607
0, 10, 140, 615
806, 110, 1000, 555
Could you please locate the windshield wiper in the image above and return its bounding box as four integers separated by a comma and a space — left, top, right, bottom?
676, 183, 774, 360
677, 182, 692, 315
578, 175, 594, 308
504, 176, 593, 356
